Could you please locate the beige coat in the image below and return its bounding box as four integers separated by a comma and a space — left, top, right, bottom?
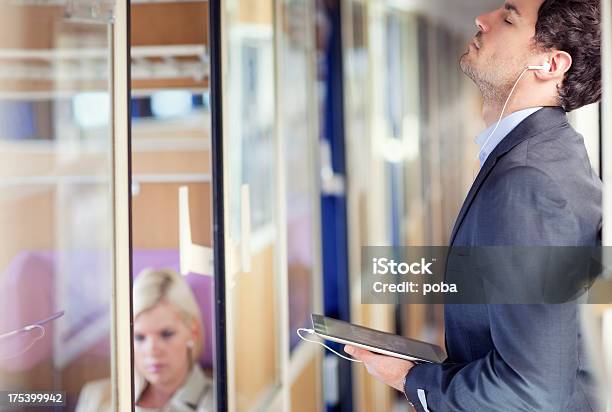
76, 365, 214, 412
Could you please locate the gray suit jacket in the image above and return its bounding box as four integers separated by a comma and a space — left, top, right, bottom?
404, 107, 603, 411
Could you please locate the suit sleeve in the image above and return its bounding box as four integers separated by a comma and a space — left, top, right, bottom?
405, 166, 582, 411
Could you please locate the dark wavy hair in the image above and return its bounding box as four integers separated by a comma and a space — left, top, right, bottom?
534, 0, 601, 112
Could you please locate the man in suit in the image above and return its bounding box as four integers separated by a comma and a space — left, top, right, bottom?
345, 0, 603, 410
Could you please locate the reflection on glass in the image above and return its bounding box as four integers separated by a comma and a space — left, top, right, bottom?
130, 92, 213, 387
128, 1, 214, 410
150, 91, 194, 119
75, 269, 215, 412
131, 269, 213, 411
0, 2, 113, 411
279, 0, 316, 352
224, 0, 280, 410
230, 39, 275, 235
344, 0, 370, 264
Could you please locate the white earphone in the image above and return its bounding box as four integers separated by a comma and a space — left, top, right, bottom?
477, 61, 550, 164
527, 62, 551, 71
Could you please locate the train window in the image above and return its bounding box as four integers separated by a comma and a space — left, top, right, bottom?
222, 0, 282, 410
126, 1, 215, 412
278, 0, 317, 353
0, 2, 116, 411
277, 0, 322, 409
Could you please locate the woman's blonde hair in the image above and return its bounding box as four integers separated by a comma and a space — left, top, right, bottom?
133, 268, 203, 363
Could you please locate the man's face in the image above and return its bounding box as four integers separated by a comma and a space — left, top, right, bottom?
460, 0, 546, 97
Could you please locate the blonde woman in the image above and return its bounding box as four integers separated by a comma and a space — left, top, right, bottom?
77, 268, 213, 412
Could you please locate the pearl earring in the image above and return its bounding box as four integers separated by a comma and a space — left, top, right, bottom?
187, 340, 194, 348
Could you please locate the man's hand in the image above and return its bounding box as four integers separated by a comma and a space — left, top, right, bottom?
344, 345, 415, 393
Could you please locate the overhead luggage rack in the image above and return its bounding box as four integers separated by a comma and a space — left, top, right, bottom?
0, 0, 209, 98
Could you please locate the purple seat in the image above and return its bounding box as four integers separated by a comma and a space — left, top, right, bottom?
0, 249, 214, 372
0, 251, 55, 371
132, 249, 214, 369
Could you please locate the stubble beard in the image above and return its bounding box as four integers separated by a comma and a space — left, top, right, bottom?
460, 51, 509, 104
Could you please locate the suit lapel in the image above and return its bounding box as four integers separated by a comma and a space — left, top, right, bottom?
449, 150, 499, 245
449, 107, 568, 246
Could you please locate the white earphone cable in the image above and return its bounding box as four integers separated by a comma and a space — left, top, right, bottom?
477, 66, 530, 163
0, 325, 45, 360
296, 328, 363, 363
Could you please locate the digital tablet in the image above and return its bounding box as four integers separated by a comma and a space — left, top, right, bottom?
311, 314, 446, 363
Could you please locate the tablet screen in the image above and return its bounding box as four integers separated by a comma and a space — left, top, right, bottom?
312, 314, 445, 363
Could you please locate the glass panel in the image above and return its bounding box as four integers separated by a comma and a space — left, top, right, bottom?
0, 3, 114, 411
223, 0, 280, 409
129, 2, 215, 411
279, 0, 317, 352
344, 0, 370, 281
398, 15, 425, 247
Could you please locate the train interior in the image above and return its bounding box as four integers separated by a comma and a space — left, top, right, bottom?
0, 0, 610, 411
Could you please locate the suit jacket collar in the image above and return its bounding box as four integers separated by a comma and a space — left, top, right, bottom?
449, 106, 568, 246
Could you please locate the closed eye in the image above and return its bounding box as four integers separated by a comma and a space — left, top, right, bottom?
505, 19, 513, 25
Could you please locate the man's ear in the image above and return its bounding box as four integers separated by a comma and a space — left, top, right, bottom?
536, 51, 572, 79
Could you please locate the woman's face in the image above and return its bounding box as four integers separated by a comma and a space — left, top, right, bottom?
134, 301, 195, 387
